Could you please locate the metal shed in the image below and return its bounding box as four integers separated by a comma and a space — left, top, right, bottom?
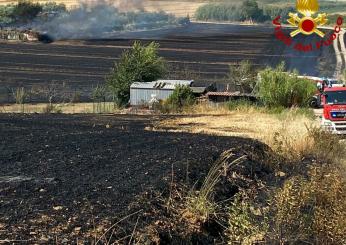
130, 80, 193, 106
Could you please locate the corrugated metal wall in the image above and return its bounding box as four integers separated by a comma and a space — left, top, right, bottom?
130, 88, 173, 106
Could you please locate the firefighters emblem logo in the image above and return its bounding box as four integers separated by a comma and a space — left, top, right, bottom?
288, 0, 328, 37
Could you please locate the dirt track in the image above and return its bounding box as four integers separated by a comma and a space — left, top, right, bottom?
0, 23, 335, 103
0, 113, 256, 242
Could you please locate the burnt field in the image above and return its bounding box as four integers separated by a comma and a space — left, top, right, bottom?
0, 23, 335, 102
0, 113, 258, 242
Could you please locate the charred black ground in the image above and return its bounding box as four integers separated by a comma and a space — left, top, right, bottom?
0, 113, 259, 242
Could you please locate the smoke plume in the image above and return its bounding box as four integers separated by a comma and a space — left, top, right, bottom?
32, 0, 185, 40
80, 0, 144, 11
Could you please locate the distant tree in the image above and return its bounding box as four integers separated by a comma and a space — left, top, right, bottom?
11, 0, 42, 23
240, 0, 265, 22
0, 5, 15, 25
107, 41, 167, 107
229, 60, 257, 93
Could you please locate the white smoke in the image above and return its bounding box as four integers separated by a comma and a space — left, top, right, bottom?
32, 0, 185, 40
79, 0, 144, 11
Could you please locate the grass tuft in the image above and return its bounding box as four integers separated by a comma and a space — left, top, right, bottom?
185, 150, 246, 224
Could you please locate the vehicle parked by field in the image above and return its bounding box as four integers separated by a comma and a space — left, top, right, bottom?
320, 86, 346, 134
298, 76, 342, 108
281, 75, 346, 134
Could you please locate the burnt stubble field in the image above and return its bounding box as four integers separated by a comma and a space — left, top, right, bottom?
0, 113, 256, 242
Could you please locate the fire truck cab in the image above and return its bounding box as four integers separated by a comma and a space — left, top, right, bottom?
309, 78, 340, 108
320, 86, 346, 134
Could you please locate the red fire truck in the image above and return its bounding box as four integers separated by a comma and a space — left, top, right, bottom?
320, 86, 346, 134
298, 76, 340, 108
299, 76, 346, 134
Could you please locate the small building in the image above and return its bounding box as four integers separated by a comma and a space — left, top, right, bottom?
130, 80, 209, 106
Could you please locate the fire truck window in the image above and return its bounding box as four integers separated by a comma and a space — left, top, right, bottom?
326, 91, 346, 104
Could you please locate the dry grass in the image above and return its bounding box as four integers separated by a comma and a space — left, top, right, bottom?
0, 102, 119, 114
154, 103, 346, 165
146, 104, 346, 243
185, 151, 246, 224
154, 104, 317, 142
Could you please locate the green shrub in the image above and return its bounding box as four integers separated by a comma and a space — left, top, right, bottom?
0, 5, 15, 25
11, 0, 42, 23
164, 85, 196, 112
257, 63, 316, 108
107, 41, 166, 107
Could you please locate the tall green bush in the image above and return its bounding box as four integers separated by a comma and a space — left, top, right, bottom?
107, 41, 167, 107
257, 63, 316, 108
164, 85, 196, 112
0, 5, 15, 25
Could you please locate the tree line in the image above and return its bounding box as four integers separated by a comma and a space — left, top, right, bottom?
0, 0, 66, 26
195, 0, 294, 23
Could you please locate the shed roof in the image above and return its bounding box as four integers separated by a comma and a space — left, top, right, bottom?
131, 80, 194, 90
